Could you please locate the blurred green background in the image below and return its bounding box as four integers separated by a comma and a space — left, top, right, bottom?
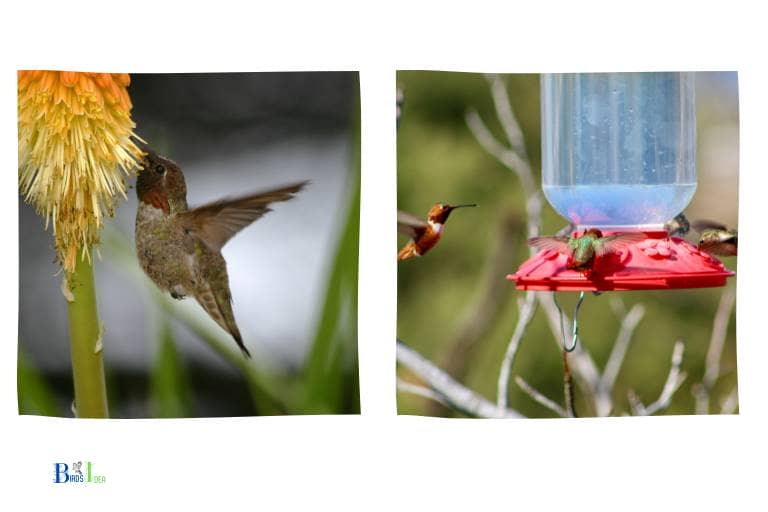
396, 71, 738, 417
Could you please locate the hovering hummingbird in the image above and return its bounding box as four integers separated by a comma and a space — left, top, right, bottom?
528, 229, 646, 273
692, 220, 738, 256
664, 212, 691, 237
397, 203, 476, 261
135, 151, 307, 357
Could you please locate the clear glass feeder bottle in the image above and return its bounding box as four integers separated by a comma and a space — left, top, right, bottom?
541, 72, 696, 230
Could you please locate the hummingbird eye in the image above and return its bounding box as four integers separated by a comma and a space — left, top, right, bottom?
154, 164, 166, 175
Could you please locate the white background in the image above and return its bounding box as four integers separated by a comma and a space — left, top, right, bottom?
2, 1, 766, 509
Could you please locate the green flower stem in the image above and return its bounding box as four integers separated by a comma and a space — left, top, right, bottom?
65, 254, 108, 418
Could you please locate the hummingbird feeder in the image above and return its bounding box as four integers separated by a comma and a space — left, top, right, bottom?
509, 72, 734, 292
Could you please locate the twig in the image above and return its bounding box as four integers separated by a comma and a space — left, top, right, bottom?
497, 291, 537, 409
705, 287, 737, 386
396, 339, 523, 418
720, 386, 739, 414
486, 74, 529, 160
438, 212, 523, 386
695, 287, 736, 414
514, 376, 567, 418
562, 351, 577, 417
608, 295, 627, 318
465, 109, 542, 240
396, 378, 450, 408
596, 304, 646, 416
537, 293, 602, 396
627, 390, 647, 416
467, 79, 605, 416
630, 340, 687, 416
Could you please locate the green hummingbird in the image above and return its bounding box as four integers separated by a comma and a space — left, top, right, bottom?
692, 220, 738, 256
528, 229, 646, 272
135, 151, 307, 357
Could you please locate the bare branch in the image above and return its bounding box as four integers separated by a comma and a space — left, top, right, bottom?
705, 286, 736, 387
396, 378, 450, 408
720, 386, 739, 415
514, 376, 567, 418
465, 109, 536, 195
695, 287, 736, 414
562, 351, 577, 418
396, 339, 523, 418
627, 390, 647, 416
497, 291, 537, 409
465, 109, 542, 240
486, 74, 528, 159
691, 384, 707, 415
608, 295, 627, 318
596, 304, 646, 415
634, 340, 687, 416
438, 212, 523, 387
537, 293, 602, 395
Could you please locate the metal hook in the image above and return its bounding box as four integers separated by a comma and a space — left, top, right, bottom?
553, 291, 586, 352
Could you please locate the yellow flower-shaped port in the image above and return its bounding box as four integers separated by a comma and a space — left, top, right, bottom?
18, 71, 143, 273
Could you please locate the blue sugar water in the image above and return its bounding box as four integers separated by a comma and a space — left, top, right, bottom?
543, 183, 697, 228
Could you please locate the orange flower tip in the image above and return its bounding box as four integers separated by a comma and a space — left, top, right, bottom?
60, 72, 79, 87
94, 73, 113, 89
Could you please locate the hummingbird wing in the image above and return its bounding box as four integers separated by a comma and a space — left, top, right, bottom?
593, 232, 647, 257
527, 236, 572, 255
692, 219, 730, 233
397, 210, 428, 239
181, 181, 308, 252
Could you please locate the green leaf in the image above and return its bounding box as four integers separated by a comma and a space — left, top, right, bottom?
300, 84, 361, 414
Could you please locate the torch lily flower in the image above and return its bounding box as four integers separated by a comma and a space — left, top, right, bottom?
18, 71, 143, 272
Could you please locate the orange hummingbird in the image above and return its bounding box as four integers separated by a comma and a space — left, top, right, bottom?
397, 203, 476, 261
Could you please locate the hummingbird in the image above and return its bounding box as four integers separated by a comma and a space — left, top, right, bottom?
135, 151, 307, 357
528, 229, 647, 272
664, 212, 691, 237
397, 203, 476, 261
692, 220, 738, 256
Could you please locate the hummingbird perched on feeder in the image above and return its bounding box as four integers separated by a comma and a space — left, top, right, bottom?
135, 151, 308, 357
528, 229, 647, 273
692, 220, 738, 257
397, 203, 476, 261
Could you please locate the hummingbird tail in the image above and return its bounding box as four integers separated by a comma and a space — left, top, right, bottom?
232, 330, 251, 358
397, 242, 419, 261
195, 283, 251, 358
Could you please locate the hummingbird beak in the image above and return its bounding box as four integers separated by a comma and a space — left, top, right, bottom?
448, 203, 477, 211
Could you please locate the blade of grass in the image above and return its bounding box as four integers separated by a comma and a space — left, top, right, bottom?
150, 319, 195, 417
300, 85, 361, 414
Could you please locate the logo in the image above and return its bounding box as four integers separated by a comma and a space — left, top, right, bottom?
53, 461, 106, 484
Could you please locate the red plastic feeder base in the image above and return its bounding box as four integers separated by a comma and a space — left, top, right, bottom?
508, 230, 735, 291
